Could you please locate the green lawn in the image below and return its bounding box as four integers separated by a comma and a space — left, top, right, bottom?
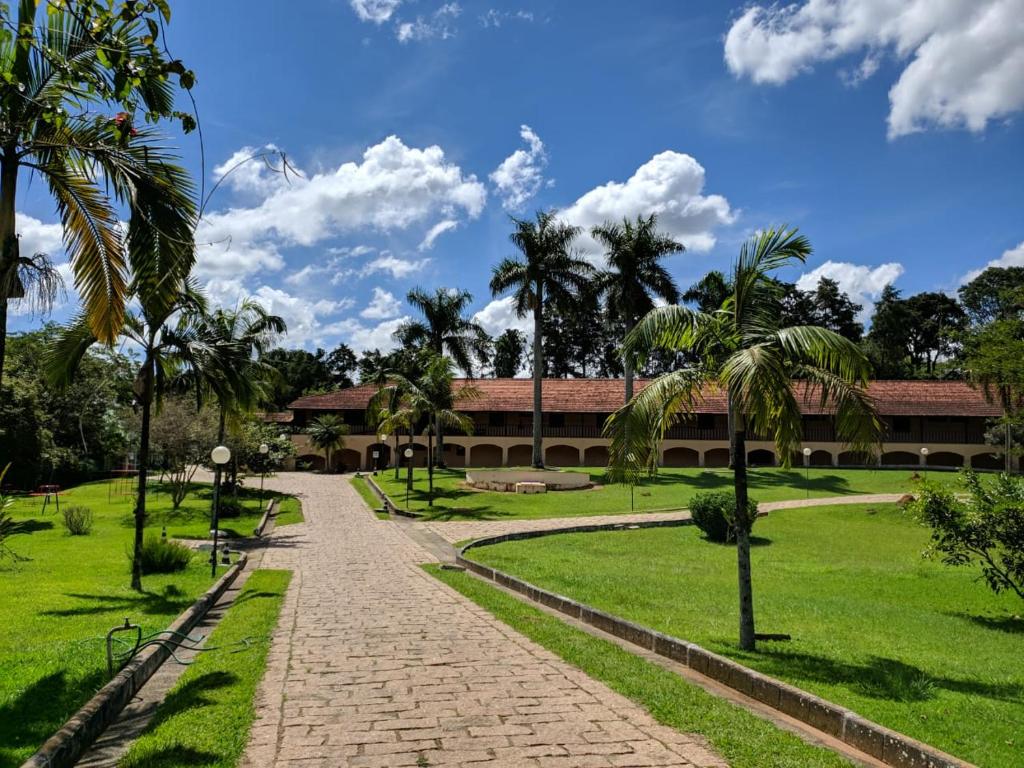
428, 565, 851, 768
468, 502, 1023, 767
374, 466, 955, 521
349, 475, 388, 518
273, 495, 303, 527
118, 570, 292, 768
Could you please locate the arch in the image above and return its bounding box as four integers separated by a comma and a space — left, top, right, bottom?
399, 443, 429, 468
469, 443, 503, 467
704, 448, 730, 468
365, 443, 391, 471
747, 449, 775, 467
810, 450, 833, 467
545, 444, 580, 467
971, 452, 1004, 470
926, 451, 964, 468
442, 441, 466, 468
583, 445, 610, 468
507, 445, 533, 466
663, 447, 699, 468
881, 451, 918, 466
839, 451, 874, 466
295, 453, 325, 471
334, 449, 361, 473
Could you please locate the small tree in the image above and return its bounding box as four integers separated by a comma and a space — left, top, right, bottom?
912, 471, 1024, 601
0, 464, 28, 560
148, 398, 219, 508
308, 415, 350, 473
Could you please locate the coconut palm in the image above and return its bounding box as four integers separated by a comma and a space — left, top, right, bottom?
308, 414, 350, 474
592, 214, 683, 401
490, 211, 594, 467
0, 2, 196, 386
606, 227, 882, 650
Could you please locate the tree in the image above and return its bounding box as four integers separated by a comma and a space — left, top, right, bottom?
958, 266, 1024, 325
493, 329, 527, 377
810, 277, 863, 341
864, 284, 913, 378
490, 211, 594, 467
0, 0, 196, 386
307, 414, 349, 473
606, 227, 881, 650
912, 471, 1024, 601
593, 214, 682, 401
148, 397, 219, 508
324, 343, 357, 388
683, 270, 731, 312
904, 292, 966, 375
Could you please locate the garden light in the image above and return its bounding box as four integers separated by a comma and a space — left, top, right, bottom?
209, 445, 231, 577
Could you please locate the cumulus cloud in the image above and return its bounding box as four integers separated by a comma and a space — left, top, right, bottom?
724, 0, 1024, 138
472, 296, 534, 337
796, 260, 905, 321
360, 253, 430, 279
211, 144, 289, 196
396, 2, 461, 43
558, 151, 735, 259
326, 316, 410, 354
959, 240, 1024, 284
490, 125, 549, 211
361, 287, 402, 319
350, 0, 401, 23
196, 136, 485, 279
16, 213, 65, 257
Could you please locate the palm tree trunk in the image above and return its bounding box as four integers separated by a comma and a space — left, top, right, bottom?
0, 148, 19, 389
394, 433, 400, 480
435, 412, 446, 469
427, 427, 434, 507
131, 353, 155, 591
623, 316, 635, 403
730, 397, 756, 651
532, 293, 544, 468
406, 430, 414, 491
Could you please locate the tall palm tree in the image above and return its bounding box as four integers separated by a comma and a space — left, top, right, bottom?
592, 214, 683, 401
398, 287, 488, 467
308, 414, 350, 473
490, 211, 594, 467
0, 2, 196, 386
682, 270, 732, 313
606, 227, 882, 651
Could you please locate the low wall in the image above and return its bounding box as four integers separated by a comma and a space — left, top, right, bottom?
466, 469, 591, 491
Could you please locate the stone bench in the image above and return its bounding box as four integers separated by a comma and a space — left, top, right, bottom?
515, 482, 547, 494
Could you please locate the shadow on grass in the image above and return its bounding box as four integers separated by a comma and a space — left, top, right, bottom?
12, 519, 54, 534
950, 611, 1024, 635
40, 584, 194, 618
0, 668, 106, 768
120, 745, 222, 768
732, 650, 1023, 704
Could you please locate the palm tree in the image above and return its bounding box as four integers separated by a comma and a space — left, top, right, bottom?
0, 2, 196, 386
606, 227, 882, 651
398, 287, 488, 467
682, 271, 732, 313
592, 214, 683, 401
490, 211, 594, 467
308, 415, 350, 473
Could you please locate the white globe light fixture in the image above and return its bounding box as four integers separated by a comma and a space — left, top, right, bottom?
920, 447, 929, 456
259, 442, 270, 455
404, 448, 414, 458
920, 446, 930, 482
211, 445, 231, 465
802, 447, 812, 498
208, 445, 232, 577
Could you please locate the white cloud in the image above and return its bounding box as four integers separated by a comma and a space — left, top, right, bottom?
326, 315, 410, 354
211, 144, 288, 196
360, 253, 430, 279
396, 2, 461, 43
558, 151, 735, 259
350, 0, 401, 23
472, 296, 534, 337
490, 124, 549, 211
361, 287, 402, 319
418, 219, 458, 251
16, 213, 64, 257
959, 240, 1024, 284
796, 260, 905, 321
724, 0, 1024, 138
196, 136, 485, 279
480, 8, 534, 28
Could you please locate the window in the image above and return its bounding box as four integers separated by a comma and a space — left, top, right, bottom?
892, 417, 911, 433
549, 413, 565, 428
488, 412, 504, 428
697, 414, 715, 430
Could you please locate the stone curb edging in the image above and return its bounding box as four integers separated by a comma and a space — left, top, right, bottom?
456, 534, 975, 768
363, 473, 420, 518
254, 498, 279, 537
20, 553, 250, 768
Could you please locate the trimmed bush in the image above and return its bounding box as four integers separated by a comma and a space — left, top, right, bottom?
62, 505, 93, 536
137, 535, 193, 574
689, 491, 758, 543
216, 498, 246, 519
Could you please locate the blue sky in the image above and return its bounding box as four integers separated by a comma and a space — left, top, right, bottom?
12, 0, 1024, 351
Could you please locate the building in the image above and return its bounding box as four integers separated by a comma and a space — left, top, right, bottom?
282, 379, 1013, 472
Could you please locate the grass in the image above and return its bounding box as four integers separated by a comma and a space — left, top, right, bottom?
427, 564, 851, 767
117, 569, 291, 768
468, 502, 1023, 767
273, 495, 303, 527
374, 466, 955, 521
349, 475, 390, 519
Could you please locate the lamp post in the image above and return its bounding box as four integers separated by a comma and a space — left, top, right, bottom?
802, 447, 812, 499
380, 434, 389, 473
920, 447, 929, 482
210, 445, 231, 578
258, 442, 269, 514
404, 447, 414, 510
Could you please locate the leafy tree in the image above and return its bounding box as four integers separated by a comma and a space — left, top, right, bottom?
863, 284, 913, 378
904, 292, 966, 375
148, 397, 219, 508
592, 214, 682, 401
307, 414, 350, 474
493, 329, 527, 377
490, 211, 594, 467
0, 464, 29, 560
912, 471, 1024, 601
542, 283, 607, 378
263, 347, 332, 408
324, 342, 357, 388
606, 228, 881, 650
810, 277, 863, 341
0, 0, 196, 386
958, 266, 1024, 325
683, 270, 731, 312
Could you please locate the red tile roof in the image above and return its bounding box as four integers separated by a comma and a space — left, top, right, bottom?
257, 411, 294, 423
289, 378, 1003, 418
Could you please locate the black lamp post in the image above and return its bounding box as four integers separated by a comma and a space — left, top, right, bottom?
258, 442, 270, 514
920, 447, 929, 482
210, 444, 231, 578
802, 447, 811, 499
404, 447, 414, 510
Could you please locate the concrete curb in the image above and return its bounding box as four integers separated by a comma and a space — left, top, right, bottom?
363, 473, 420, 518
254, 498, 278, 537
457, 533, 975, 768
20, 553, 249, 768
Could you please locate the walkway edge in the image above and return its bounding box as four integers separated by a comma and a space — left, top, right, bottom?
20, 553, 249, 768
364, 473, 419, 517
254, 498, 278, 537
457, 534, 975, 768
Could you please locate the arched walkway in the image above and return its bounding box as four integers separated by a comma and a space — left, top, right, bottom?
926, 451, 964, 468
809, 450, 833, 467
468, 443, 503, 467
399, 443, 429, 468
704, 448, 730, 468
881, 451, 917, 466
334, 448, 361, 472
971, 452, 1004, 470
663, 447, 699, 468
747, 449, 775, 467
442, 442, 466, 468
545, 444, 580, 467
583, 445, 609, 467
507, 444, 533, 466
365, 443, 391, 471
838, 451, 873, 466
295, 454, 325, 472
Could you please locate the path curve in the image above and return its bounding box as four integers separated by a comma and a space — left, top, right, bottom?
243, 472, 726, 767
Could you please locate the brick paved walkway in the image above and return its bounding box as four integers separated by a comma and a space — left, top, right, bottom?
243, 472, 727, 767
421, 494, 905, 546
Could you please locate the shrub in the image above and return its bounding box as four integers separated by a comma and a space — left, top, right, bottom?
136, 535, 193, 574
689, 491, 758, 543
62, 505, 93, 536
216, 498, 246, 519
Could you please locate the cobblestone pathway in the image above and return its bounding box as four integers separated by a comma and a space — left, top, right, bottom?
243, 472, 727, 767
421, 493, 905, 546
